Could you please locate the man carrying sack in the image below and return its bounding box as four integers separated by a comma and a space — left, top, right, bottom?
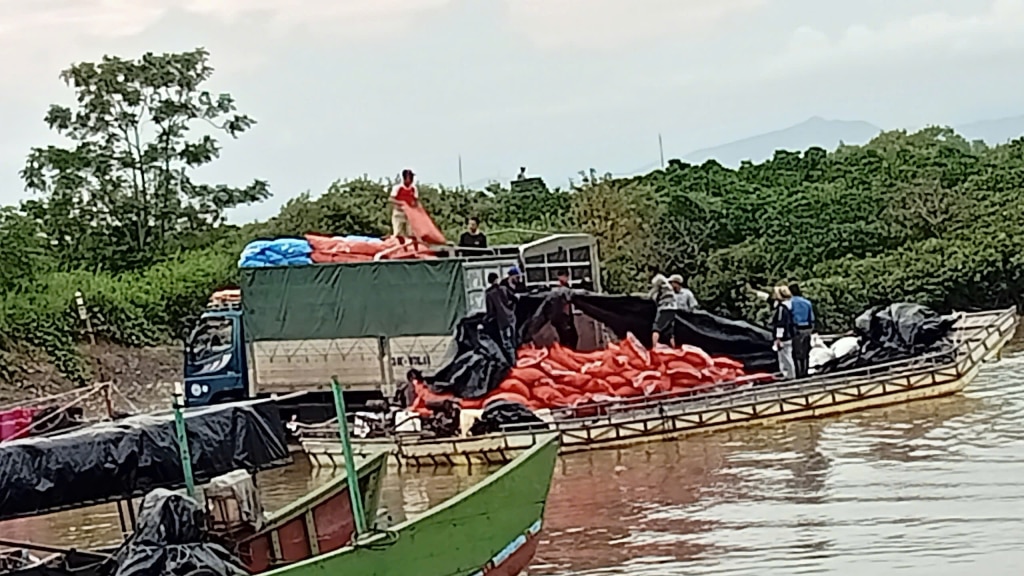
390, 169, 419, 240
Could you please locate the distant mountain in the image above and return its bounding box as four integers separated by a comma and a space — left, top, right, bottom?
684, 117, 882, 167
683, 115, 1024, 167
955, 115, 1024, 145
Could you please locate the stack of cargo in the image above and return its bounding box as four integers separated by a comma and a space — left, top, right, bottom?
409, 334, 775, 415
237, 234, 439, 268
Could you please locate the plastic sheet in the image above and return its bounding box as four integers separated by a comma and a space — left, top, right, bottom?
468, 400, 549, 436
110, 489, 248, 576
427, 314, 512, 399
238, 238, 313, 268
818, 303, 957, 373
530, 293, 778, 373
0, 400, 291, 522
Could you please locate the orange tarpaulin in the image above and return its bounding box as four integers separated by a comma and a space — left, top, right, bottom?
400, 202, 446, 245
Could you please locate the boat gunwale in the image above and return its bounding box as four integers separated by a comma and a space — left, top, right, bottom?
268, 432, 560, 574
254, 449, 388, 532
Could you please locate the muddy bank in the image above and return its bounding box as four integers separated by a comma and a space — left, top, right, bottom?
1, 342, 181, 412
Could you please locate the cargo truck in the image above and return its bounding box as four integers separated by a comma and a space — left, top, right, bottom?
182, 234, 603, 420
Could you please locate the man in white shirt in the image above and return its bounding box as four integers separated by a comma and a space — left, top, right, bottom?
669, 274, 699, 312
390, 169, 419, 238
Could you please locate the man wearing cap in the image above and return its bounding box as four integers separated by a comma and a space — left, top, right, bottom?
669, 274, 699, 312
390, 169, 419, 239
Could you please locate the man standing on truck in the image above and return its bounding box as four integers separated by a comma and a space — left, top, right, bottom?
458, 216, 488, 253
486, 272, 517, 362
390, 169, 419, 239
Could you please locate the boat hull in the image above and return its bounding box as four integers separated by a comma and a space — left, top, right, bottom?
265, 433, 560, 576
235, 450, 388, 572
302, 308, 1018, 468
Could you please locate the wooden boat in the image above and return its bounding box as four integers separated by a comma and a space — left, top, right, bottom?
0, 399, 386, 576
265, 432, 559, 576
303, 307, 1019, 468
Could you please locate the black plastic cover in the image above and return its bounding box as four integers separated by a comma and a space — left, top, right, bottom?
0, 400, 291, 522
468, 400, 550, 436
819, 303, 957, 373
427, 313, 512, 399
564, 293, 778, 372
109, 488, 247, 576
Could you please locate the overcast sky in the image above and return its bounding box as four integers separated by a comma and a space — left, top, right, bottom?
1, 0, 1022, 221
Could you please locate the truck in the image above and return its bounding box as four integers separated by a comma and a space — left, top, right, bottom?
182, 233, 603, 421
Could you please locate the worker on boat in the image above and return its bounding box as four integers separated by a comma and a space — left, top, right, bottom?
552, 269, 579, 349
486, 271, 518, 362
390, 169, 419, 240
669, 274, 699, 312
788, 282, 815, 378
649, 272, 677, 347
771, 285, 797, 379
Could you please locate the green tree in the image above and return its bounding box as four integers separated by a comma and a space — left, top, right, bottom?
20, 48, 269, 272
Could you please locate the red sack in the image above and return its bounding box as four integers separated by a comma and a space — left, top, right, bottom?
485, 392, 530, 408
401, 202, 446, 245
532, 386, 564, 406
498, 379, 531, 399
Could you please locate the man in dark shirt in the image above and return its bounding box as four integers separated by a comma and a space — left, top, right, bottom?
485, 271, 517, 362
788, 282, 815, 378
458, 217, 487, 253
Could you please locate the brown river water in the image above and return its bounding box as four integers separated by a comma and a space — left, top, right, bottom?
4, 347, 1024, 575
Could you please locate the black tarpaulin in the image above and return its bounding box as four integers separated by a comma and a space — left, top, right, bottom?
110, 489, 247, 576
468, 400, 550, 436
562, 293, 778, 372
0, 400, 290, 522
819, 303, 957, 373
426, 313, 512, 399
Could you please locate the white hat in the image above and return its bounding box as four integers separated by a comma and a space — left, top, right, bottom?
668, 274, 684, 284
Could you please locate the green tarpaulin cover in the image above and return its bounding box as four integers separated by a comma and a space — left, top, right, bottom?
240, 260, 466, 341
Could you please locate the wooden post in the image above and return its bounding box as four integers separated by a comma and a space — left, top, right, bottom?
331, 377, 368, 537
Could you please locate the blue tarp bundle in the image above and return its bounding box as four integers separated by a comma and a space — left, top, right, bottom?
238, 238, 313, 268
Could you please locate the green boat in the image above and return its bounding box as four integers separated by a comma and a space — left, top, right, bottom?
265, 431, 560, 576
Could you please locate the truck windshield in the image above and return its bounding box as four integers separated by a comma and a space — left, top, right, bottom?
187, 317, 234, 365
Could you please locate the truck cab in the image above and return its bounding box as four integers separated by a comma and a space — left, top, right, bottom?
184, 302, 248, 405
183, 233, 601, 413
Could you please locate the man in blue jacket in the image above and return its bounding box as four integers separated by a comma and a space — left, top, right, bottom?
788, 282, 815, 378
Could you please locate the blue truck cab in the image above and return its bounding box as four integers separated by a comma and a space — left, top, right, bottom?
183, 302, 248, 407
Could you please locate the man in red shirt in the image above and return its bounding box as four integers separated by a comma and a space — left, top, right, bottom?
390, 169, 419, 238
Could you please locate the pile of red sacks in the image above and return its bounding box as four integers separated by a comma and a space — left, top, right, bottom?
306, 234, 436, 263
409, 333, 775, 415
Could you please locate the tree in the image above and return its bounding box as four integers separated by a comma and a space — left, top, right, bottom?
20, 48, 270, 271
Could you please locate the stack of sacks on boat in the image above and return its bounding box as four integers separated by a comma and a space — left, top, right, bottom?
409, 334, 775, 415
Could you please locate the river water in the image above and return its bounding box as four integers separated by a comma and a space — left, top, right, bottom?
4, 349, 1024, 575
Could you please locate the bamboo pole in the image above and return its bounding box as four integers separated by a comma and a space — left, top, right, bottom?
331, 377, 368, 537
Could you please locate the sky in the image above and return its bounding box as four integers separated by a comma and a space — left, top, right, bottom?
1, 0, 1023, 222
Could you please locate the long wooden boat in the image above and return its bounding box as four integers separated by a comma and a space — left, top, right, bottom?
303, 307, 1018, 468
266, 432, 559, 576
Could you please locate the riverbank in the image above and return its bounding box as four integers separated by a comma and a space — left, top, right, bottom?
0, 343, 179, 411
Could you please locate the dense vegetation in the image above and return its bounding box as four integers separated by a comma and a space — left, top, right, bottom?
3, 48, 1024, 385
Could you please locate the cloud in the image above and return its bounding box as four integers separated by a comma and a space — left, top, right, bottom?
503, 0, 768, 50
764, 0, 1024, 76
